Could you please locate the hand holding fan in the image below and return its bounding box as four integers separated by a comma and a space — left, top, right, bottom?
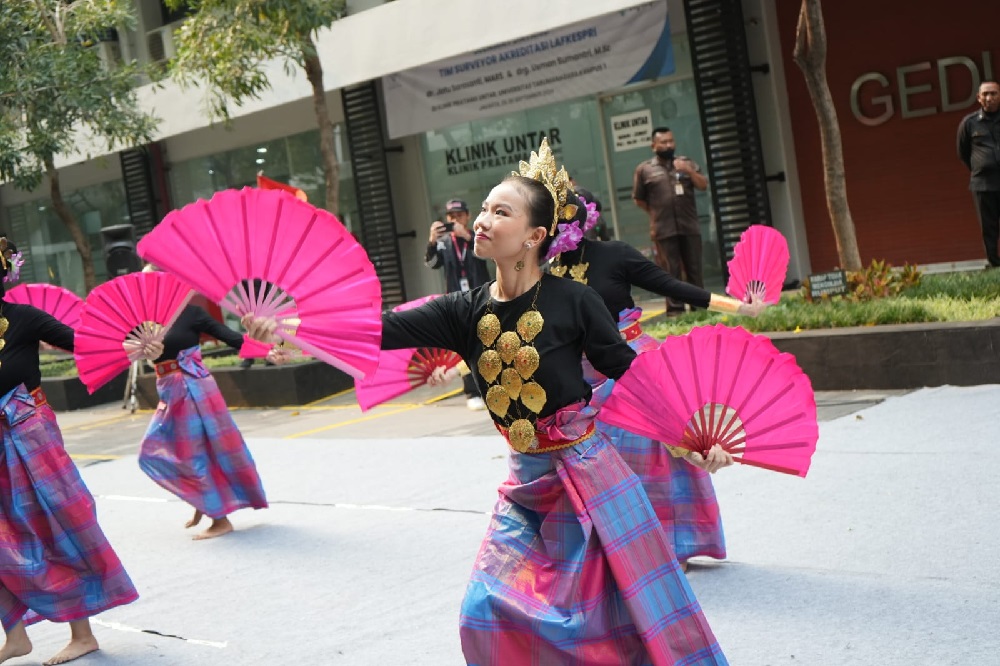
74, 272, 192, 393
4, 283, 84, 329
726, 225, 789, 305
598, 324, 817, 476
355, 294, 462, 411
137, 187, 382, 379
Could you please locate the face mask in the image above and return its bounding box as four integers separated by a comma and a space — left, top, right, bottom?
656, 149, 675, 161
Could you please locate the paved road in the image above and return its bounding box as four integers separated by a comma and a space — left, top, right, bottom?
59, 383, 903, 466
15, 384, 998, 666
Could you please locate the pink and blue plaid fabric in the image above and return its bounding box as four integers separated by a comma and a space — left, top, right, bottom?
0, 385, 138, 631
587, 309, 726, 561
139, 346, 267, 519
460, 403, 727, 665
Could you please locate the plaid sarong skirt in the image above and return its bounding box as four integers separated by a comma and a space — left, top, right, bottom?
586, 309, 725, 561
0, 385, 138, 631
459, 405, 727, 666
139, 347, 267, 519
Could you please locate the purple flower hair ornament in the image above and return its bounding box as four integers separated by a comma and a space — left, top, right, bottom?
543, 196, 600, 262
544, 220, 583, 261
580, 197, 600, 235
4, 252, 23, 283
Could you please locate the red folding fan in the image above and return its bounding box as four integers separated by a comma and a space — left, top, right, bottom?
137, 187, 382, 379
74, 272, 192, 393
355, 294, 459, 411
4, 283, 84, 330
726, 225, 789, 304
598, 324, 818, 476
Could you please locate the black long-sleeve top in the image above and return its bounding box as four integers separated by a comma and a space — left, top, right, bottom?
382, 273, 634, 423
154, 305, 244, 362
553, 239, 711, 319
957, 109, 1000, 191
0, 302, 75, 396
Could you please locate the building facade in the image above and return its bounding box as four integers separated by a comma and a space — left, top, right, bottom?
1, 0, 991, 301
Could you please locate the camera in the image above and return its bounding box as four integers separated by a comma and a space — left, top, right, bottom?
441, 222, 455, 232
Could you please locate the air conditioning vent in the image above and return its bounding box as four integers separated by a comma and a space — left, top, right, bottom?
146, 22, 182, 64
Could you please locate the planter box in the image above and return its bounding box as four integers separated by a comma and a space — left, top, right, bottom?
41, 374, 128, 412
764, 320, 1000, 390
134, 360, 354, 409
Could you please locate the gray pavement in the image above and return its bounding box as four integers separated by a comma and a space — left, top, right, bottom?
10, 384, 998, 665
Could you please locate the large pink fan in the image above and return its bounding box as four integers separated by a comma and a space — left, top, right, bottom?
726, 225, 789, 304
74, 272, 192, 393
5, 283, 84, 329
599, 324, 817, 476
355, 294, 457, 411
137, 187, 382, 379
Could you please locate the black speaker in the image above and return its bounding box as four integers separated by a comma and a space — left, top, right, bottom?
100, 224, 142, 277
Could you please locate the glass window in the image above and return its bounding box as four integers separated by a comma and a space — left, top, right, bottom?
169, 126, 358, 232
4, 179, 128, 295
420, 96, 611, 228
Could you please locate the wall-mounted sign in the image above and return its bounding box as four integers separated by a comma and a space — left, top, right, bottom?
849, 51, 995, 126
383, 1, 674, 138
611, 109, 652, 152
809, 270, 849, 299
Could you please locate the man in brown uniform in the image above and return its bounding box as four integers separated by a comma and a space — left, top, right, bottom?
633, 127, 708, 314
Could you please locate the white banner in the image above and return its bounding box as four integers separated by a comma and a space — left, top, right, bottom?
611, 109, 653, 152
383, 1, 673, 138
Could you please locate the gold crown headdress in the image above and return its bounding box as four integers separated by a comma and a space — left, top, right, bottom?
513, 138, 578, 236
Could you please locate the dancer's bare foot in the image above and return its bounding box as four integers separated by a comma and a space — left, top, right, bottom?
0, 621, 32, 664
43, 619, 98, 665
184, 509, 204, 529
193, 517, 233, 540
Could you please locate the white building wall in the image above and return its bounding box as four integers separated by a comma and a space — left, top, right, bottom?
743, 0, 812, 281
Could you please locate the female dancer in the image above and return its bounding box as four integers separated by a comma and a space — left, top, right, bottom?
139, 279, 271, 540
546, 200, 762, 567
251, 140, 732, 664
0, 239, 139, 666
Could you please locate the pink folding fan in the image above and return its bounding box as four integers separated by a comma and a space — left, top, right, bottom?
4, 283, 84, 329
355, 294, 460, 411
726, 225, 789, 304
137, 187, 382, 379
74, 272, 192, 393
598, 324, 818, 476
356, 347, 463, 411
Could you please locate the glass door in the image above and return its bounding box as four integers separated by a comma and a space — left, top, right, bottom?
599, 78, 723, 296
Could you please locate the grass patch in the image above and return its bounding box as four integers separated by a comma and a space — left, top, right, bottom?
644, 270, 1000, 339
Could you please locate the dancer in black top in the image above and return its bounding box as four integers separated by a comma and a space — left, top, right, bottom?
139, 279, 273, 540
0, 239, 140, 666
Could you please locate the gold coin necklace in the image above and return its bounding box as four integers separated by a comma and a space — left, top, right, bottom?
549, 246, 589, 285
476, 279, 547, 452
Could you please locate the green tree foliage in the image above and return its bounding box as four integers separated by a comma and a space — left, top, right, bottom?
167, 0, 347, 213
0, 0, 158, 292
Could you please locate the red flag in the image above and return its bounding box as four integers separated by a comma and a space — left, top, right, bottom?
256, 172, 307, 201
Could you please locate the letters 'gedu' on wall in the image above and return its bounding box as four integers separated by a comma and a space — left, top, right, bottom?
850, 52, 996, 126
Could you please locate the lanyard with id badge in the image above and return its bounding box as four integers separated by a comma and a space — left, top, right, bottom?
453, 234, 471, 292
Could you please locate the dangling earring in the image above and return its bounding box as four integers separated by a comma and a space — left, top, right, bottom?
515, 242, 531, 271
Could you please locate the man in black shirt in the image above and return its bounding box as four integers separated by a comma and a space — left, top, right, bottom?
424, 199, 489, 409
957, 81, 1000, 267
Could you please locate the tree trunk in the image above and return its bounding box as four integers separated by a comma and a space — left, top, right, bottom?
792, 0, 862, 271
302, 34, 340, 215
45, 158, 97, 292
